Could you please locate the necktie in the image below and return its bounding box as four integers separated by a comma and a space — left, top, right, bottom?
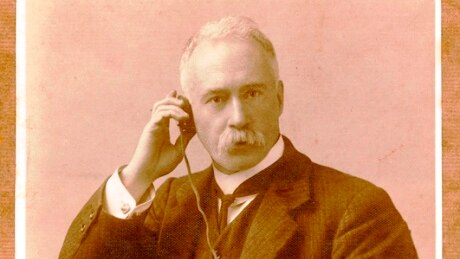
218, 194, 236, 232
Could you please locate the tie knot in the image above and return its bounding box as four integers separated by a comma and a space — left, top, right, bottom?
220, 194, 236, 206
218, 194, 237, 232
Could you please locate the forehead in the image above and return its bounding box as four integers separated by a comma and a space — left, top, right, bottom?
186, 38, 276, 94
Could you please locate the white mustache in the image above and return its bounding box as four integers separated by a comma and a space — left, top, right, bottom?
217, 129, 265, 155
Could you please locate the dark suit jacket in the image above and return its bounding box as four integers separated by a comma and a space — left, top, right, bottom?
60, 137, 418, 258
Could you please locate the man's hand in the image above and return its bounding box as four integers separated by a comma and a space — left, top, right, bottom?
120, 90, 195, 202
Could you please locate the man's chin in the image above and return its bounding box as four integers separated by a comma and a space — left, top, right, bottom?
212, 150, 266, 174
214, 161, 255, 174
220, 142, 263, 155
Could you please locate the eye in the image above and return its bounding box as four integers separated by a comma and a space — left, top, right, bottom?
208, 96, 223, 104
247, 89, 261, 98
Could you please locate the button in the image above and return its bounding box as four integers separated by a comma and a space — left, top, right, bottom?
80, 224, 86, 232
121, 203, 131, 214
89, 211, 94, 219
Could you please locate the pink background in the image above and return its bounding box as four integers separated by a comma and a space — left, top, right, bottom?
26, 1, 435, 258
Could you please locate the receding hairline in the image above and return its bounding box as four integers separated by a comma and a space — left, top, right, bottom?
179, 16, 279, 93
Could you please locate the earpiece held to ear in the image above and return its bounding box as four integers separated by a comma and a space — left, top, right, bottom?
177, 96, 197, 135
178, 119, 196, 135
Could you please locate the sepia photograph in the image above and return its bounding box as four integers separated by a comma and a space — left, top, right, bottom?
23, 1, 435, 258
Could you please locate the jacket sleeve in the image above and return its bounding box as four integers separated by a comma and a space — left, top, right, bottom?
59, 177, 175, 259
331, 186, 418, 259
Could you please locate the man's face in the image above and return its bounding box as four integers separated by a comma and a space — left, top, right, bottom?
186, 38, 283, 174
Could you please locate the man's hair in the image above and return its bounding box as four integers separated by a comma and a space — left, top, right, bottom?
179, 16, 279, 93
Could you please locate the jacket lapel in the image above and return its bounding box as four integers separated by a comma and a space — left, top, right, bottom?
241, 137, 313, 258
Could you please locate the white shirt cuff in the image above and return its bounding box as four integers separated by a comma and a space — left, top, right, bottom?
103, 166, 155, 219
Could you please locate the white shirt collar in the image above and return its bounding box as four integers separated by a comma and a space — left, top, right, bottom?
213, 136, 285, 195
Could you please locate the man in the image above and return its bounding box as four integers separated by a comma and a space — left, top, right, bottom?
60, 16, 418, 258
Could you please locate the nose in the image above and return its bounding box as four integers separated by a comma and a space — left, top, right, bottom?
228, 97, 249, 129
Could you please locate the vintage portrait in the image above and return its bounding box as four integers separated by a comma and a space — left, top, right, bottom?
24, 1, 435, 258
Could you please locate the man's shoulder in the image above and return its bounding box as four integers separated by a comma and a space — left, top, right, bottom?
283, 136, 382, 197
306, 161, 397, 215
282, 138, 389, 209
310, 162, 378, 192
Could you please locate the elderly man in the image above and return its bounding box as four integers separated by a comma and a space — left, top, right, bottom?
60, 16, 417, 258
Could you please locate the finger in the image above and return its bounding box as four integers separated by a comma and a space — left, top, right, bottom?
176, 95, 191, 106
176, 95, 193, 114
154, 105, 190, 121
152, 97, 184, 112
145, 107, 187, 133
152, 108, 190, 126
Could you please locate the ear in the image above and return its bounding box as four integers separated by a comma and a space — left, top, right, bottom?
276, 80, 284, 115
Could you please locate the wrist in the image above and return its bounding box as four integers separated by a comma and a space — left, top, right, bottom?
120, 166, 156, 202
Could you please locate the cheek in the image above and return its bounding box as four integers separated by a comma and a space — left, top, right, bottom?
254, 96, 281, 117
251, 99, 281, 130
194, 112, 225, 142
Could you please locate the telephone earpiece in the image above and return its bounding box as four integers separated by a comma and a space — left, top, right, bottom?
177, 96, 196, 135
178, 119, 196, 135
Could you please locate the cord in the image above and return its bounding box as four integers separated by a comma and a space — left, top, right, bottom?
179, 134, 219, 259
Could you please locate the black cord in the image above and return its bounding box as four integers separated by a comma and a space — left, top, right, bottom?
179, 134, 219, 259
